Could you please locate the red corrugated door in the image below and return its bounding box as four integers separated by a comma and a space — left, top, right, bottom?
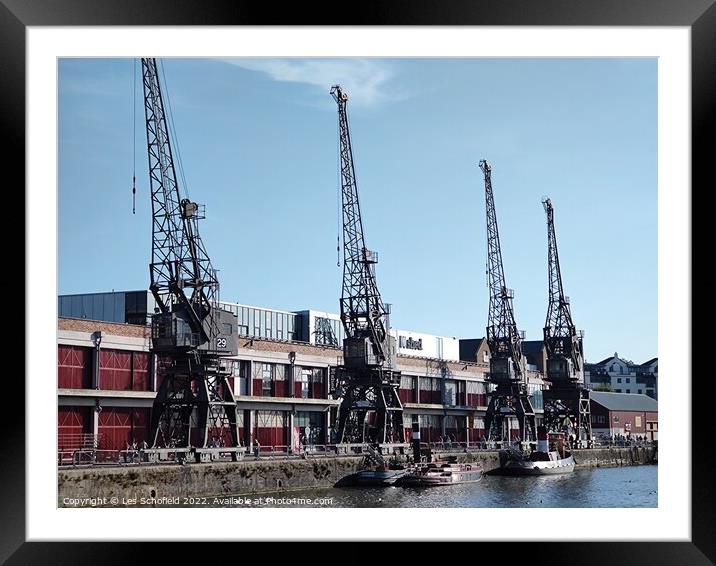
99, 349, 132, 391
98, 407, 133, 450
255, 411, 286, 447
58, 345, 91, 389
132, 408, 150, 445
132, 352, 151, 391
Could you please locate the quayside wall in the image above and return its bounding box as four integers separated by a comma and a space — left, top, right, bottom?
572, 445, 657, 468
58, 446, 656, 504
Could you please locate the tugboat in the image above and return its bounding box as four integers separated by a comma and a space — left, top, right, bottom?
490, 427, 575, 476
395, 457, 483, 487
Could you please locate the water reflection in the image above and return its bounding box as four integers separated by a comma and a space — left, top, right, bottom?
220, 466, 656, 508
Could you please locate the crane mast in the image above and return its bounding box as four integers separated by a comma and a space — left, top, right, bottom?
542, 197, 591, 444
330, 85, 404, 447
480, 160, 536, 445
141, 58, 243, 463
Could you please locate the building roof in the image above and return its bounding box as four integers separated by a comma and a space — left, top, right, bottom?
590, 391, 658, 412
640, 357, 658, 367
594, 352, 637, 366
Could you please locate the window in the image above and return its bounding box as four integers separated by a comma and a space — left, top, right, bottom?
616, 389, 622, 393
626, 378, 630, 384
626, 389, 630, 393
300, 369, 311, 399
444, 381, 457, 406
234, 360, 250, 396
617, 378, 622, 383
638, 389, 642, 394
635, 416, 642, 427
262, 363, 273, 396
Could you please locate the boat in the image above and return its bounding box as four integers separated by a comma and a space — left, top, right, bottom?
349, 466, 409, 486
491, 448, 575, 476
489, 429, 575, 476
334, 454, 409, 487
395, 460, 483, 487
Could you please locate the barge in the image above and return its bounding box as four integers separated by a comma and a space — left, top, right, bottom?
395, 461, 483, 487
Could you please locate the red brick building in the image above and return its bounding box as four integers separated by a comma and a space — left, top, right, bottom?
589, 391, 658, 441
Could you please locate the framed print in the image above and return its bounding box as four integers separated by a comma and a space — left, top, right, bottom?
8, 0, 714, 563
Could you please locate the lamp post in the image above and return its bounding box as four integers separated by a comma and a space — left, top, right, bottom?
92, 331, 102, 390
288, 351, 297, 453
288, 351, 296, 397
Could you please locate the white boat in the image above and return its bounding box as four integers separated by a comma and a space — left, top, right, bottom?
493, 448, 575, 476
491, 428, 576, 476
395, 461, 483, 487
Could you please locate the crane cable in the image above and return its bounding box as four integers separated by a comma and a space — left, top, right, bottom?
132, 58, 136, 214
336, 108, 341, 268
159, 59, 191, 200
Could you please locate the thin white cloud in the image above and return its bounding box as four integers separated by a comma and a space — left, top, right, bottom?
221, 58, 399, 107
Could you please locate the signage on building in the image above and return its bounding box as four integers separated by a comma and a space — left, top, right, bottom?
399, 336, 423, 350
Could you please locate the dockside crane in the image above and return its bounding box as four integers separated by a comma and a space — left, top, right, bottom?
542, 197, 591, 444
330, 85, 405, 447
480, 160, 537, 445
140, 58, 243, 463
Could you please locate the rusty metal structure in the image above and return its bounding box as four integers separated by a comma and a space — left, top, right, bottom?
480, 160, 536, 445
541, 197, 591, 445
141, 58, 243, 462
330, 85, 404, 446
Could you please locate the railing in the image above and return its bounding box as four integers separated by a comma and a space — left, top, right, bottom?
58, 449, 121, 466
58, 433, 101, 452
60, 438, 653, 468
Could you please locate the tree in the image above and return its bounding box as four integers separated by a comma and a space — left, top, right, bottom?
593, 383, 613, 392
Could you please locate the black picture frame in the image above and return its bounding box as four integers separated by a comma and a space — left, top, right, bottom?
8, 0, 711, 563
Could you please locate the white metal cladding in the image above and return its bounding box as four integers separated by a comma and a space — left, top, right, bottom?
390, 328, 460, 361
60, 292, 465, 360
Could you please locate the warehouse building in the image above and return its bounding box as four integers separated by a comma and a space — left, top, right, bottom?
589, 391, 658, 442
58, 291, 549, 456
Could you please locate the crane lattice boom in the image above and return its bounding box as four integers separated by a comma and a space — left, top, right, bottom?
141, 58, 240, 459
480, 159, 525, 383
542, 197, 584, 382
330, 84, 403, 446
332, 85, 390, 366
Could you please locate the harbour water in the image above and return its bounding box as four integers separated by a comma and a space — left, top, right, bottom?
215, 465, 657, 508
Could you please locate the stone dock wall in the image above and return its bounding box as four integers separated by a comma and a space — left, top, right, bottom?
58, 446, 656, 505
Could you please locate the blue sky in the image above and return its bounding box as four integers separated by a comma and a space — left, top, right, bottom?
58, 57, 657, 363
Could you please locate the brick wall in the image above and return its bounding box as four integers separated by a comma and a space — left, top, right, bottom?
58, 317, 150, 338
